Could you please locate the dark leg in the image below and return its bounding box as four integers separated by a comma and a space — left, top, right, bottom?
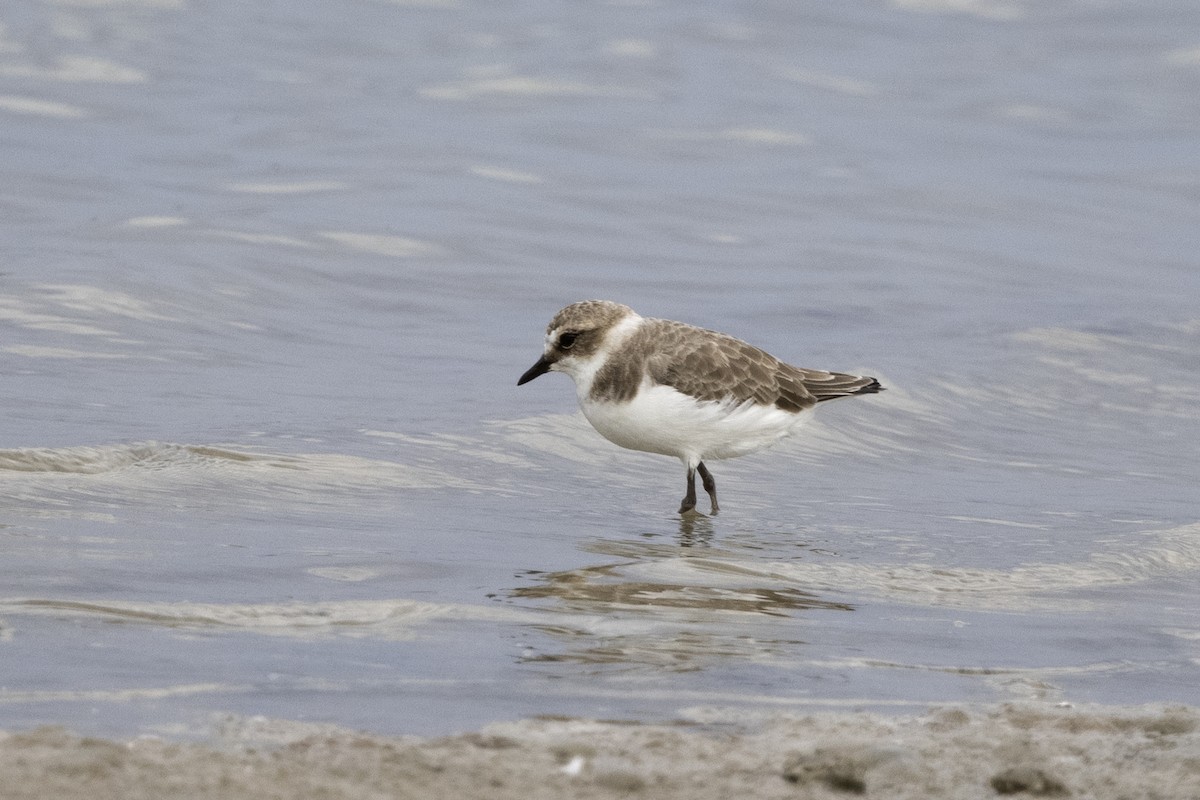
679, 466, 697, 514
697, 461, 719, 514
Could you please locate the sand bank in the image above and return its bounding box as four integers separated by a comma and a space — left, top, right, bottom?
1, 704, 1197, 799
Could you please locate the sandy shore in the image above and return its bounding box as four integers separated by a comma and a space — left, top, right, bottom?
1, 704, 1197, 799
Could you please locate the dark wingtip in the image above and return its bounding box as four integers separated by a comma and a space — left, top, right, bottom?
812, 375, 884, 403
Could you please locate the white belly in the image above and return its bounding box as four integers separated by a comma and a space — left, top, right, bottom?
579, 382, 811, 467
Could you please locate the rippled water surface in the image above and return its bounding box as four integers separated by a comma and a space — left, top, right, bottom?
2, 0, 1199, 737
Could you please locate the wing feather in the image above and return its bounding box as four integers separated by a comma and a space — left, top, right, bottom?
638, 319, 882, 412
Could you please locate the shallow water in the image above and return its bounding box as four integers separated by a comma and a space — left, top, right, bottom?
1, 0, 1199, 738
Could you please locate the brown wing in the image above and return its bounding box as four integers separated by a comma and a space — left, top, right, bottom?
624, 321, 768, 410
640, 319, 881, 412
589, 317, 883, 409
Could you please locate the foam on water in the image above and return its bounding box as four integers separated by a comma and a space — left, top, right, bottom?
0, 597, 533, 640
0, 443, 475, 495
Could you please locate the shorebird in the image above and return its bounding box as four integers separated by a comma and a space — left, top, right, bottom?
518, 300, 882, 513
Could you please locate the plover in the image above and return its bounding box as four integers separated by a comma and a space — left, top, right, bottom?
518, 300, 883, 514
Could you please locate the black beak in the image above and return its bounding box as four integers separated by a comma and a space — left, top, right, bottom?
517, 356, 552, 386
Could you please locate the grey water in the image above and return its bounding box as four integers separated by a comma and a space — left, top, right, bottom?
1, 0, 1199, 739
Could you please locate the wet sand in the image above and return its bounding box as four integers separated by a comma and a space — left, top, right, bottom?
2, 704, 1197, 799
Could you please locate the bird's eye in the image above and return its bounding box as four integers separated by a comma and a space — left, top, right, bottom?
558, 332, 578, 350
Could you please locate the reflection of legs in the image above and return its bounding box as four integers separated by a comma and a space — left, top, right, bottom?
678, 508, 715, 545
679, 466, 697, 514
697, 461, 718, 514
